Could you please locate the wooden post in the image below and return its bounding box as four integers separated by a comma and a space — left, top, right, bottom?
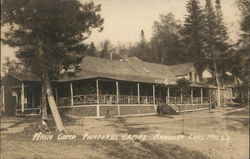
70, 83, 74, 106
153, 84, 157, 112
137, 83, 140, 104
96, 79, 100, 117
32, 88, 35, 108
180, 92, 183, 104
201, 88, 203, 104
191, 88, 193, 105
116, 81, 120, 116
21, 82, 25, 113
2, 86, 5, 112
153, 85, 156, 104
168, 86, 170, 103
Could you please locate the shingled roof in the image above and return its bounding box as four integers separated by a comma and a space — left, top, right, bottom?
2, 56, 197, 85
4, 72, 41, 82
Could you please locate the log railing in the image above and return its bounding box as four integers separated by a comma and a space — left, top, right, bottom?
56, 94, 155, 106
119, 95, 138, 104
57, 94, 210, 106
168, 97, 209, 104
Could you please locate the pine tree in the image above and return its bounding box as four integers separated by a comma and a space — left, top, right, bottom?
87, 42, 97, 56
214, 0, 230, 86
135, 30, 151, 62
182, 0, 206, 77
139, 30, 147, 49
1, 0, 104, 132
215, 0, 229, 51
203, 0, 222, 107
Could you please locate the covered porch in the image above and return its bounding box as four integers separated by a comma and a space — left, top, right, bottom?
54, 78, 158, 117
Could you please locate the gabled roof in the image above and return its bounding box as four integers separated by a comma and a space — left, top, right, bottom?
168, 62, 195, 76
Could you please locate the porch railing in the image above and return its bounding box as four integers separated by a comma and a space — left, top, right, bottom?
56, 94, 155, 106
168, 97, 209, 104
119, 95, 138, 104
140, 96, 154, 104
57, 94, 210, 106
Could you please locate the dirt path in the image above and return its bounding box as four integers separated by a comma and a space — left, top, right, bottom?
1, 106, 249, 159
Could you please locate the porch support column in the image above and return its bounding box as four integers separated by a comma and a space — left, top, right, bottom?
167, 86, 170, 104
2, 86, 5, 112
21, 82, 25, 113
191, 88, 194, 105
32, 88, 35, 108
181, 92, 183, 104
70, 83, 74, 106
137, 83, 140, 104
153, 85, 156, 104
116, 81, 120, 116
96, 79, 100, 117
201, 88, 203, 104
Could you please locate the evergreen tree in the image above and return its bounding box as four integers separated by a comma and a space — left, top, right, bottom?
87, 42, 97, 56
215, 0, 229, 51
134, 30, 152, 62
100, 40, 113, 59
203, 0, 217, 59
214, 0, 230, 84
1, 0, 104, 132
139, 30, 147, 49
181, 0, 206, 77
203, 0, 223, 107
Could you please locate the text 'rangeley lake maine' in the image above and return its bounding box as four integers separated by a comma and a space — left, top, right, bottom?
1, 0, 249, 159
32, 132, 230, 142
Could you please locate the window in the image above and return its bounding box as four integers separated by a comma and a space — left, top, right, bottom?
189, 72, 192, 81
195, 73, 198, 83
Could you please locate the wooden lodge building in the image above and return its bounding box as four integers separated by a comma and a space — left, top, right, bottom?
1, 56, 234, 117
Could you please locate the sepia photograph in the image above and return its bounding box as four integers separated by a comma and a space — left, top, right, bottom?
0, 0, 249, 159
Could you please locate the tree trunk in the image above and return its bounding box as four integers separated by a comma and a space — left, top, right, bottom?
43, 72, 66, 132
41, 80, 48, 120
213, 61, 221, 108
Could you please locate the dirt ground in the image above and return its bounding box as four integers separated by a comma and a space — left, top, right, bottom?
0, 105, 249, 159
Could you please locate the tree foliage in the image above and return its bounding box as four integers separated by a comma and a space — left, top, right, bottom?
181, 0, 206, 76
1, 0, 104, 131
151, 13, 184, 65
2, 57, 26, 74
1, 0, 104, 78
227, 0, 250, 86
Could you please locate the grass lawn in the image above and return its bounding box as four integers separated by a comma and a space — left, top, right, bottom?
1, 106, 249, 159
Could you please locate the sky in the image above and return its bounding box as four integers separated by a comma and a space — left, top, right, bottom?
1, 0, 241, 62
